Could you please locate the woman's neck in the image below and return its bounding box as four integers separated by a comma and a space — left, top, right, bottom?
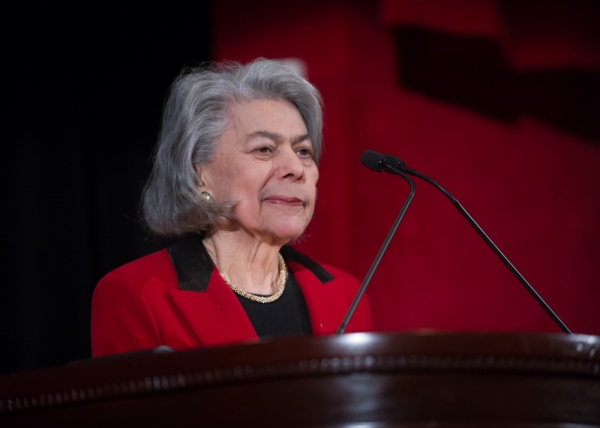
203, 230, 285, 295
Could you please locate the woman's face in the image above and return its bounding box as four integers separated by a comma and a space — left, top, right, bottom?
198, 99, 319, 243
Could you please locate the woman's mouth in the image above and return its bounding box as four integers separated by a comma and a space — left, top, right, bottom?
263, 195, 304, 206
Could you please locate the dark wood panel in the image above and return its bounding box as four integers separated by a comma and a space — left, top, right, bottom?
1, 333, 599, 427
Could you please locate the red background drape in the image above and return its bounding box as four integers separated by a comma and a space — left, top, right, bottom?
211, 0, 600, 335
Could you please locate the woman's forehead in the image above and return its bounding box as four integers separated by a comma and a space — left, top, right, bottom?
227, 99, 309, 139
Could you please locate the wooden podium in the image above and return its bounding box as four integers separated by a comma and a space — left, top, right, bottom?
1, 332, 599, 427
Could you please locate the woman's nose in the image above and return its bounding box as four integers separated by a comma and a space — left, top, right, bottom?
276, 146, 305, 181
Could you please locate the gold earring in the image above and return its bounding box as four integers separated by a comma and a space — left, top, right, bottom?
200, 191, 213, 202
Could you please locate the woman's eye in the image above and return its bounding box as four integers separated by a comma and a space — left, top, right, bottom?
297, 148, 312, 158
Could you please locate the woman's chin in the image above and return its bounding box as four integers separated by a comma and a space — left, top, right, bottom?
261, 218, 309, 243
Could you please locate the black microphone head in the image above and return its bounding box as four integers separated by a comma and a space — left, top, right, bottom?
361, 150, 386, 172
384, 154, 405, 169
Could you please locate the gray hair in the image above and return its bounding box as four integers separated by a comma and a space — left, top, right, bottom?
142, 58, 324, 237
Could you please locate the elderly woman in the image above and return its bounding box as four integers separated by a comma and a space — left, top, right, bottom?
91, 59, 371, 357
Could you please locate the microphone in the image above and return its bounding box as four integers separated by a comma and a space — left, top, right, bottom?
360, 150, 400, 174
337, 151, 416, 334
386, 154, 572, 334
360, 150, 388, 171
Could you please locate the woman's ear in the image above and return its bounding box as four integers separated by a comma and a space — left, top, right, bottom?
194, 164, 208, 191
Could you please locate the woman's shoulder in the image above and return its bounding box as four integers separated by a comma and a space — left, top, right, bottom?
282, 246, 371, 332
96, 248, 177, 292
319, 262, 358, 281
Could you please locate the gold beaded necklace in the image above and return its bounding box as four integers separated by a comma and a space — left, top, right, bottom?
219, 253, 287, 304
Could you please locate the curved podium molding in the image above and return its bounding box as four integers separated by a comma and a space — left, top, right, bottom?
1, 332, 599, 427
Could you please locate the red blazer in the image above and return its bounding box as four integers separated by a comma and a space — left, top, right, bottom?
91, 235, 371, 357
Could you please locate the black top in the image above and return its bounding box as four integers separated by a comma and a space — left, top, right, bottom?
234, 271, 312, 339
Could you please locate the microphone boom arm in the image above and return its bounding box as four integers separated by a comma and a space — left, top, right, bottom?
337, 163, 415, 334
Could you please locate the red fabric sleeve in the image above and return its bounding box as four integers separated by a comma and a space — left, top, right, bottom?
91, 271, 162, 357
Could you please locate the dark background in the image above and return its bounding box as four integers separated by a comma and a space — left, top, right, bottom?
2, 7, 211, 374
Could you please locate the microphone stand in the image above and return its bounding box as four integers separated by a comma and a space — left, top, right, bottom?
337, 160, 416, 334
390, 159, 572, 335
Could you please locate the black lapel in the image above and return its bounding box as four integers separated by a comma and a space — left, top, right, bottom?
280, 245, 334, 284
168, 234, 213, 292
